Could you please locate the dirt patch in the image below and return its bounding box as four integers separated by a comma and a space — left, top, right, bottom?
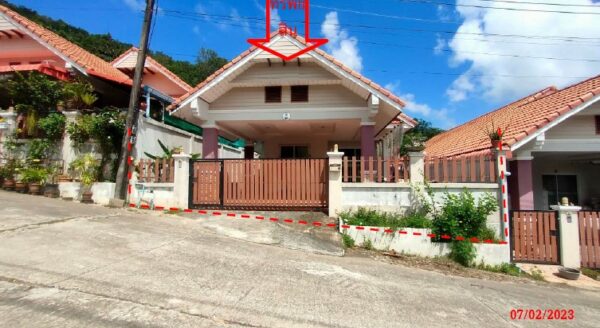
345, 248, 546, 284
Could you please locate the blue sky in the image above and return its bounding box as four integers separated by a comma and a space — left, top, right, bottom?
9, 0, 600, 129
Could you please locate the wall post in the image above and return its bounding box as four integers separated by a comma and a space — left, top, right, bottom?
61, 111, 81, 172
0, 110, 18, 155
173, 153, 192, 209
408, 151, 425, 183
327, 148, 344, 218
495, 148, 510, 247
551, 205, 582, 269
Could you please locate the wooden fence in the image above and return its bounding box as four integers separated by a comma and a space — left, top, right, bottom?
424, 154, 496, 183
511, 211, 560, 264
342, 157, 410, 183
137, 158, 175, 183
579, 211, 600, 269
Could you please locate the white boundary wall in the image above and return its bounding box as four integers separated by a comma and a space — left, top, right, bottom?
135, 117, 243, 159
341, 182, 502, 236
342, 225, 510, 266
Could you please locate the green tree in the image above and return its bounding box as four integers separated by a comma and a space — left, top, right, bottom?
400, 119, 444, 155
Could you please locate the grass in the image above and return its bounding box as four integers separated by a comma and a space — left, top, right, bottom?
342, 234, 355, 248
582, 268, 600, 280
340, 208, 431, 230
529, 268, 545, 281
477, 263, 522, 277
363, 239, 373, 250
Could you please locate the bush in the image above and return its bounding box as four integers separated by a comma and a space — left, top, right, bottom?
449, 241, 476, 266
37, 113, 66, 140
478, 227, 499, 242
477, 263, 521, 277
342, 234, 355, 248
340, 208, 431, 230
26, 139, 52, 161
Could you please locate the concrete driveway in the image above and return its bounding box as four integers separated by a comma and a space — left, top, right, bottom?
0, 191, 599, 327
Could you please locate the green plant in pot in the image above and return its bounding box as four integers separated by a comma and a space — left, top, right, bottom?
1, 160, 17, 190
21, 166, 47, 195
43, 164, 62, 198
70, 154, 99, 204
13, 161, 28, 194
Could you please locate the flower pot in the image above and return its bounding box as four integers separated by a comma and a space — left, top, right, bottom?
557, 267, 580, 280
44, 184, 60, 198
81, 190, 94, 204
15, 181, 28, 193
491, 139, 502, 149
28, 183, 42, 195
2, 179, 15, 191
57, 175, 73, 183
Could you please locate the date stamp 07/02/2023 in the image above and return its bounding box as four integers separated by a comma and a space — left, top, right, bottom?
510, 309, 575, 321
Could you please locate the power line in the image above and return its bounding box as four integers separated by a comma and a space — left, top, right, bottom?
436, 0, 600, 8
393, 0, 600, 15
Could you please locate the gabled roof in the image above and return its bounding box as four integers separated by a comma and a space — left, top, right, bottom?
168, 30, 415, 126
112, 47, 192, 92
426, 75, 600, 158
0, 4, 131, 85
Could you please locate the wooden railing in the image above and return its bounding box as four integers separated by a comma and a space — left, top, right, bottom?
424, 154, 496, 183
137, 158, 175, 183
342, 157, 410, 183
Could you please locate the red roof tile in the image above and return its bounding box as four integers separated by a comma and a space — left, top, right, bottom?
426, 75, 600, 157
169, 31, 413, 126
0, 5, 131, 85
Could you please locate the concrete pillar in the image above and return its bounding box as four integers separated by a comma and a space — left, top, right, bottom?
202, 127, 219, 159
360, 123, 375, 159
327, 148, 344, 218
0, 110, 17, 159
62, 111, 81, 172
173, 153, 191, 209
408, 151, 425, 183
551, 205, 582, 269
495, 149, 510, 244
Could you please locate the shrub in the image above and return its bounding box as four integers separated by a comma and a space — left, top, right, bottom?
342, 234, 355, 248
340, 208, 431, 230
363, 239, 373, 250
26, 139, 53, 161
478, 227, 499, 242
449, 241, 476, 266
37, 113, 66, 140
477, 263, 522, 277
20, 166, 48, 184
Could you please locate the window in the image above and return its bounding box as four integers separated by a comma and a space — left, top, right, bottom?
542, 175, 578, 208
265, 86, 282, 103
340, 148, 361, 158
291, 85, 309, 102
280, 145, 309, 159
595, 115, 600, 135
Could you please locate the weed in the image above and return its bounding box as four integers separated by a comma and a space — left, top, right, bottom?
477, 263, 522, 277
582, 268, 600, 280
449, 241, 476, 267
339, 208, 431, 230
529, 268, 545, 281
342, 234, 355, 248
363, 239, 373, 250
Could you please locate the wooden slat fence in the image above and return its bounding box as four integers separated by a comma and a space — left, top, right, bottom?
579, 211, 600, 269
424, 153, 496, 183
511, 211, 560, 264
342, 156, 409, 183
137, 158, 175, 183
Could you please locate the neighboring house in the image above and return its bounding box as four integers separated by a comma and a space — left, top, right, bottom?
168, 28, 416, 159
426, 75, 600, 211
0, 4, 132, 107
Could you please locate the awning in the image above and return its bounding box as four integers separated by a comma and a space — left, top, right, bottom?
0, 63, 70, 81
163, 113, 244, 149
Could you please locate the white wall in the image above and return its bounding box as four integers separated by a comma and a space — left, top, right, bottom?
341, 183, 502, 236
135, 117, 243, 159
342, 226, 510, 266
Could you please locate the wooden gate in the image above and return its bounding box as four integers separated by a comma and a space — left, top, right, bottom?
579, 211, 600, 269
190, 159, 328, 210
511, 211, 560, 264
191, 161, 222, 206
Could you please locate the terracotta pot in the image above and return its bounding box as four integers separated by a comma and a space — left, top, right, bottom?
15, 181, 28, 193
58, 176, 73, 183
81, 190, 94, 204
44, 184, 60, 198
491, 139, 502, 149
29, 183, 42, 195
2, 179, 15, 191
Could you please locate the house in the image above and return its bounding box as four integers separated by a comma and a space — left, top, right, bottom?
0, 4, 132, 108
168, 28, 416, 160
426, 74, 600, 211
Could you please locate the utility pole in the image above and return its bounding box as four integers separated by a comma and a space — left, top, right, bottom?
112, 0, 156, 204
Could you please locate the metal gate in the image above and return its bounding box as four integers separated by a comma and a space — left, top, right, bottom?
511, 211, 560, 264
191, 159, 328, 210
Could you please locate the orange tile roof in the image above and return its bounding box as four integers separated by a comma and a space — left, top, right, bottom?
425, 74, 600, 158
112, 47, 192, 91
0, 4, 132, 85
169, 30, 414, 126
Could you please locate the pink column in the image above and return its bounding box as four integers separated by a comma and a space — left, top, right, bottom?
202, 127, 219, 159
509, 159, 534, 210
360, 124, 375, 159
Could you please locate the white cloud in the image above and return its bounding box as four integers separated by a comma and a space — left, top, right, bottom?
254, 0, 281, 28
321, 12, 363, 72
386, 83, 456, 128
122, 0, 144, 12
230, 8, 251, 34
194, 2, 252, 34
446, 0, 600, 102
433, 37, 446, 55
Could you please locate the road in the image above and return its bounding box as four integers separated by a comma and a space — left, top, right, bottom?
0, 191, 598, 327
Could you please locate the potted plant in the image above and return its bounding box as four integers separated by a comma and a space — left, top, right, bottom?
21, 166, 47, 195
70, 154, 99, 204
44, 164, 61, 198
1, 160, 17, 190
14, 161, 27, 193
484, 123, 506, 149
404, 135, 427, 152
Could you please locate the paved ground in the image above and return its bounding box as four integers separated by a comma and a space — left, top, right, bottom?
0, 191, 599, 327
